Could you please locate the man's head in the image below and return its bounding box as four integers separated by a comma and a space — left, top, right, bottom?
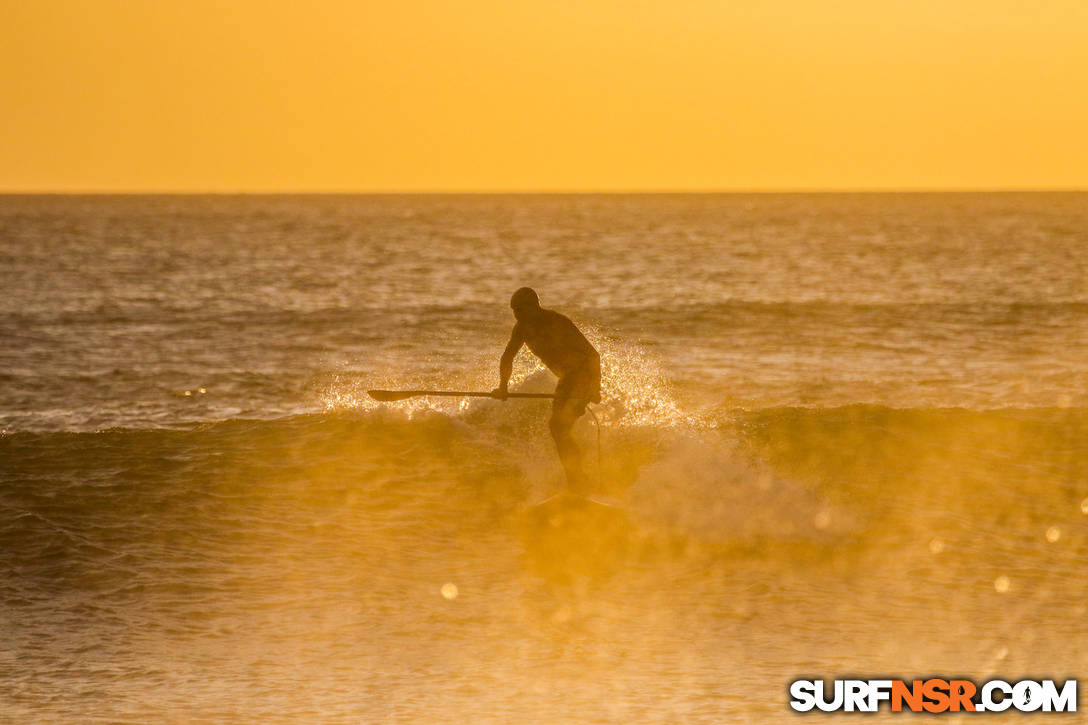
510, 287, 540, 320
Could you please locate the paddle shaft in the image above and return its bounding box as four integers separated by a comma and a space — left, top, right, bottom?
368, 389, 553, 402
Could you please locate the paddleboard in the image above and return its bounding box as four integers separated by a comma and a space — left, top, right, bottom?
530, 490, 621, 508
518, 490, 633, 581
524, 490, 627, 531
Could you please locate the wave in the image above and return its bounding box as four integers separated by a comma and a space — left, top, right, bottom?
2, 400, 1087, 642
4, 403, 1084, 558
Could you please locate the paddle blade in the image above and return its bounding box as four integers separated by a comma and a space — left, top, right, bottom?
367, 389, 417, 402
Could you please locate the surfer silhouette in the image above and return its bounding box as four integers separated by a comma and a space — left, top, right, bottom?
492, 288, 601, 493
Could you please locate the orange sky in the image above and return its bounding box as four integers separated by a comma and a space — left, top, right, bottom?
2, 0, 1087, 192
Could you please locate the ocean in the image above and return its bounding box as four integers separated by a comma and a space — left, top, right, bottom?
2, 193, 1087, 722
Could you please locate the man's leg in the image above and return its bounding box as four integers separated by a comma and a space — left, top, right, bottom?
549, 398, 588, 494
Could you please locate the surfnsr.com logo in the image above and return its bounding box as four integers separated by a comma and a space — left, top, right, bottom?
789, 678, 1077, 713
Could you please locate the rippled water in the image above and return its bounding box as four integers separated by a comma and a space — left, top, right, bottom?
1, 194, 1086, 722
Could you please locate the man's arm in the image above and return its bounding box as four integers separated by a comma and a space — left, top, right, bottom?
492, 325, 524, 400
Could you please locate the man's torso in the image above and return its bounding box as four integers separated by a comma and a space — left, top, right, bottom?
517, 309, 598, 378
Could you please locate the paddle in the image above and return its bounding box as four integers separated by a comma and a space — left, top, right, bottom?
367, 389, 553, 402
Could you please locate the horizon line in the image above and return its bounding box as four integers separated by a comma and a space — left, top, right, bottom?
1, 186, 1087, 196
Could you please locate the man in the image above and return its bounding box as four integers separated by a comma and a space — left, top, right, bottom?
492, 287, 601, 492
